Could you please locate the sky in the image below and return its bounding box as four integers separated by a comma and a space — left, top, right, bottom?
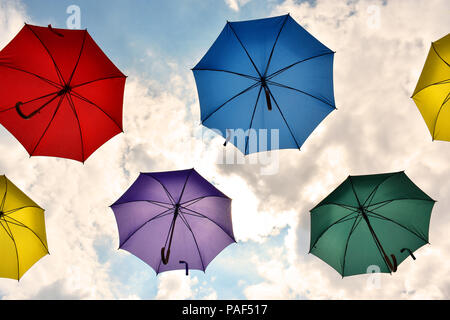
0, 0, 449, 300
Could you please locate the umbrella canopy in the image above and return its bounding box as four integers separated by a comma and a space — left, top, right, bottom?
309, 171, 435, 277
0, 175, 49, 280
110, 168, 236, 275
412, 33, 450, 141
0, 24, 126, 162
192, 14, 336, 155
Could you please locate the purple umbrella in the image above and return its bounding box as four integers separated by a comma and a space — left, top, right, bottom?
110, 168, 236, 275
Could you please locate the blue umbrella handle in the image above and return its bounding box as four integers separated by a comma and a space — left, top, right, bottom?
401, 248, 416, 260
179, 261, 189, 276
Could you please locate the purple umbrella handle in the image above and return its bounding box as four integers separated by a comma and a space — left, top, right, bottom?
179, 261, 189, 276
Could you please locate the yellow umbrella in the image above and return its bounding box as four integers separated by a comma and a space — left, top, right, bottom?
0, 175, 49, 281
412, 33, 450, 141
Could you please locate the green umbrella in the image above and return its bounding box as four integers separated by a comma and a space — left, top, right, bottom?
309, 171, 436, 277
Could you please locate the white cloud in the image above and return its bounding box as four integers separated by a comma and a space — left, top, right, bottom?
225, 0, 251, 12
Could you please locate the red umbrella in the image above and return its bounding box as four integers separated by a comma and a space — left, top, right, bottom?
0, 24, 126, 162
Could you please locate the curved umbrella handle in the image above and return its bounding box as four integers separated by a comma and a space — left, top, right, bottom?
385, 254, 398, 273
179, 260, 189, 276
15, 102, 32, 119
161, 247, 171, 265
401, 248, 416, 260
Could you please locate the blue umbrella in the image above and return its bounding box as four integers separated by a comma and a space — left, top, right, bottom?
192, 14, 336, 155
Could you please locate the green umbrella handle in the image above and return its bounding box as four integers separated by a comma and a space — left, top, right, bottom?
401, 248, 416, 260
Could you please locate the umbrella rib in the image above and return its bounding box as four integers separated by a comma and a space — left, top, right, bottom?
245, 86, 263, 154
69, 91, 123, 132
309, 210, 359, 251
70, 75, 127, 90
26, 24, 66, 86
227, 22, 262, 78
267, 80, 336, 109
0, 65, 62, 89
180, 206, 235, 241
177, 169, 194, 204
367, 197, 435, 208
365, 209, 429, 244
66, 93, 85, 162
67, 30, 87, 86
30, 95, 64, 156
3, 215, 49, 253
341, 215, 363, 276
143, 174, 176, 205
181, 195, 229, 207
411, 79, 450, 99
178, 211, 206, 271
3, 205, 43, 216
0, 218, 20, 280
192, 68, 259, 81
266, 51, 334, 80
348, 176, 362, 207
1, 175, 7, 211
263, 14, 289, 77
431, 91, 450, 140
119, 208, 174, 249
265, 85, 301, 150
364, 219, 393, 274
111, 199, 173, 210
432, 42, 450, 67
201, 82, 260, 124
361, 172, 399, 207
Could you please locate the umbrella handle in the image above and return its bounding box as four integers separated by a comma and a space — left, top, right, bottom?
385, 254, 398, 272
401, 248, 416, 260
263, 86, 272, 111
15, 102, 32, 119
48, 24, 64, 37
161, 247, 171, 265
179, 260, 189, 276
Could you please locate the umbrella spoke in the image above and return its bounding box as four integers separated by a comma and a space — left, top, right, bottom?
0, 64, 62, 89
227, 22, 262, 78
180, 195, 230, 207
1, 176, 7, 212
143, 174, 176, 205
245, 86, 263, 154
362, 172, 398, 207
266, 51, 335, 80
119, 208, 175, 250
180, 206, 235, 242
366, 197, 435, 208
3, 206, 43, 216
0, 218, 20, 279
432, 42, 450, 67
66, 93, 85, 161
67, 30, 87, 86
267, 80, 335, 110
432, 91, 450, 139
111, 199, 173, 210
201, 82, 260, 124
0, 91, 61, 114
265, 85, 301, 149
192, 68, 259, 81
309, 209, 359, 251
341, 215, 363, 275
365, 209, 428, 244
178, 212, 206, 271
26, 24, 66, 86
69, 91, 122, 132
70, 75, 127, 90
263, 15, 289, 77
30, 95, 65, 156
411, 79, 450, 99
2, 215, 49, 253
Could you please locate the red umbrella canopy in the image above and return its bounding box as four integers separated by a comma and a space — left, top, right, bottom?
0, 24, 126, 163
